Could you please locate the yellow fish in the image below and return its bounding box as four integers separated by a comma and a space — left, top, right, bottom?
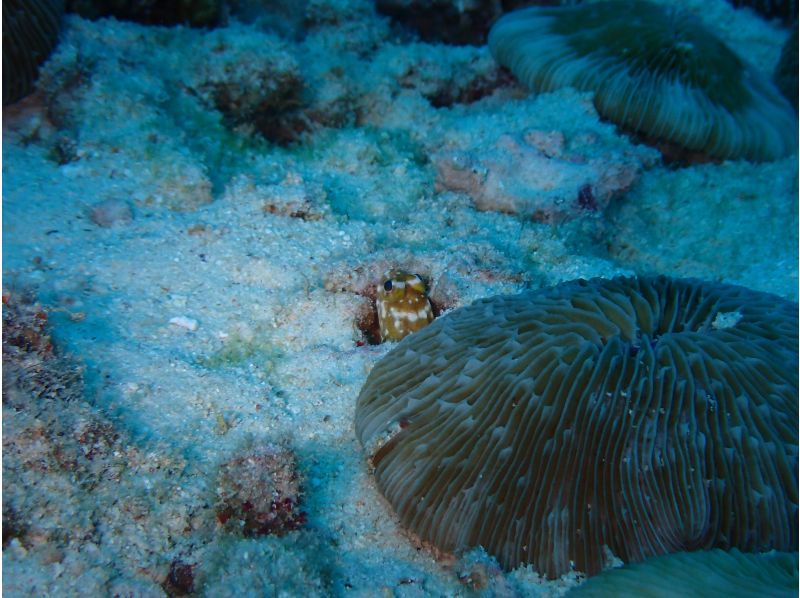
376, 269, 434, 342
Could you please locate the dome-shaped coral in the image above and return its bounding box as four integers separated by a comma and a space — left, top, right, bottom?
355, 276, 798, 578
488, 1, 798, 162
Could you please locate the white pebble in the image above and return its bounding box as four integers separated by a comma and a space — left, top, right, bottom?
712, 311, 742, 330
169, 316, 198, 331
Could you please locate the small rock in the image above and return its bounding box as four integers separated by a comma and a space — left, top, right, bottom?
89, 198, 133, 228
216, 441, 306, 537
433, 132, 642, 223
523, 129, 565, 158
162, 560, 195, 597
169, 316, 198, 331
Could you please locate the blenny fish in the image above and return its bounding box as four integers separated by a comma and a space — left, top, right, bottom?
376, 269, 434, 342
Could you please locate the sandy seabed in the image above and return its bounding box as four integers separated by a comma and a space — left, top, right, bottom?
2, 0, 797, 595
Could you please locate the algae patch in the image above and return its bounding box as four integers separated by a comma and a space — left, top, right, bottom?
198, 331, 283, 371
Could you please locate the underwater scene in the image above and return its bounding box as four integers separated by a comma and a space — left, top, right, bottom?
2, 0, 798, 595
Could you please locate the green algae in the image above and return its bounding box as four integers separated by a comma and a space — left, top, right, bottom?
198, 332, 283, 371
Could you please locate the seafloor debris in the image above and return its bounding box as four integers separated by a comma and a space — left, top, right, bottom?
161, 559, 195, 597
198, 533, 336, 595
2, 289, 83, 403
434, 130, 641, 223
89, 197, 133, 228
2, 289, 212, 594
456, 548, 513, 593
216, 441, 307, 537
224, 173, 331, 222
169, 315, 199, 332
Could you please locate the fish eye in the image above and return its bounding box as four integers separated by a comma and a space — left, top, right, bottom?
383, 280, 393, 292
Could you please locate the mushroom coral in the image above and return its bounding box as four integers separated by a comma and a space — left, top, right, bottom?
3, 0, 64, 105
355, 275, 798, 578
569, 548, 798, 596
488, 1, 797, 162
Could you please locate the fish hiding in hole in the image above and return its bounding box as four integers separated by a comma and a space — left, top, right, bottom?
376, 270, 434, 342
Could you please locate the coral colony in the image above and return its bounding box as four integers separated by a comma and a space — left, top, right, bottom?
356, 275, 797, 577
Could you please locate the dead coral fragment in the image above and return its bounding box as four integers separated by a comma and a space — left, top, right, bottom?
489, 1, 798, 161
89, 197, 133, 228
162, 559, 195, 597
3, 290, 52, 356
434, 131, 640, 222
216, 442, 306, 537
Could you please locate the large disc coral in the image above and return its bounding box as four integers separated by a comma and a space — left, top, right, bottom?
488, 1, 798, 162
355, 276, 798, 578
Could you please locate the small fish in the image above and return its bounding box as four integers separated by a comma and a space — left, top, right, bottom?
376, 269, 434, 342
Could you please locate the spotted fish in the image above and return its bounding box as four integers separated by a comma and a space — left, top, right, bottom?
376, 269, 434, 342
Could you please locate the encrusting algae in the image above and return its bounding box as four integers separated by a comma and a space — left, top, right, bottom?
376, 269, 434, 342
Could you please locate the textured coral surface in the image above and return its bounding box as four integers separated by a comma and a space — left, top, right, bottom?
489, 1, 798, 161
356, 276, 798, 577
